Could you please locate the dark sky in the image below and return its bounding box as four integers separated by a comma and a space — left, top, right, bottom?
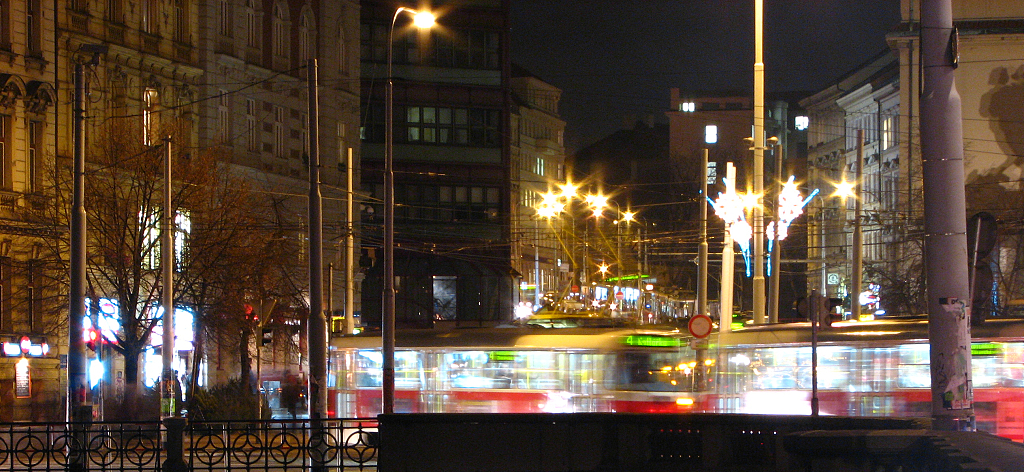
509, 0, 902, 154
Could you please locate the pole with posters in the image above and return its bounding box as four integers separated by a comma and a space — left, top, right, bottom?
921, 0, 973, 431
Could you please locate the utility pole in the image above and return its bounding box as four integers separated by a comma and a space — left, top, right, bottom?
306, 58, 328, 427
852, 130, 864, 321
719, 163, 736, 333
160, 137, 176, 419
345, 147, 356, 335
751, 0, 766, 325
768, 138, 781, 323
921, 0, 973, 431
698, 149, 709, 317
68, 61, 89, 428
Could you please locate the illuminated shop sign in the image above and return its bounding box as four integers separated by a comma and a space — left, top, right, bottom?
2, 336, 50, 357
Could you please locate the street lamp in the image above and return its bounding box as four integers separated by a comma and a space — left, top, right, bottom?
384, 5, 434, 415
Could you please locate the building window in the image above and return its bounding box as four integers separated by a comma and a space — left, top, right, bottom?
298, 13, 313, 64
0, 0, 9, 49
174, 0, 187, 43
141, 210, 191, 271
881, 115, 897, 150
142, 0, 158, 34
28, 121, 42, 193
143, 88, 159, 146
704, 124, 718, 144
385, 105, 501, 148
273, 106, 284, 157
218, 0, 231, 36
336, 122, 346, 168
679, 102, 696, 112
0, 256, 9, 330
533, 157, 545, 176
107, 0, 124, 23
216, 91, 230, 143
26, 0, 41, 55
272, 4, 287, 58
0, 115, 9, 190
26, 259, 41, 331
245, 0, 259, 48
338, 26, 348, 74
245, 98, 258, 151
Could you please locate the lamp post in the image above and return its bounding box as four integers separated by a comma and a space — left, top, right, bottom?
384, 6, 434, 415
751, 0, 767, 325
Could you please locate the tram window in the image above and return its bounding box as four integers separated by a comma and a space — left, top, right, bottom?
897, 344, 930, 388
354, 350, 422, 388
613, 352, 690, 392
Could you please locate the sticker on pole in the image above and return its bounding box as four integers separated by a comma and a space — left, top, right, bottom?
688, 314, 713, 339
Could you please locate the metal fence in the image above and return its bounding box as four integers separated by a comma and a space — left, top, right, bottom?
0, 418, 378, 472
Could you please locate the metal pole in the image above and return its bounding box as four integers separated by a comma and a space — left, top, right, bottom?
698, 149, 709, 317
68, 61, 90, 427
751, 0, 766, 325
719, 163, 736, 333
535, 219, 541, 307
345, 147, 356, 334
769, 141, 781, 323
921, 0, 973, 431
383, 9, 400, 415
161, 137, 176, 418
810, 289, 819, 416
306, 58, 328, 426
852, 130, 864, 321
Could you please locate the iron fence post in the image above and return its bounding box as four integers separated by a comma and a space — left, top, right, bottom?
162, 416, 189, 472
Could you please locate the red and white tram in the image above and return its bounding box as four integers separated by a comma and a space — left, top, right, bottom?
703, 318, 1024, 441
327, 318, 1024, 442
328, 327, 700, 417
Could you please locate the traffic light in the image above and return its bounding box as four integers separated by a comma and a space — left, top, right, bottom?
261, 328, 273, 346
85, 328, 100, 352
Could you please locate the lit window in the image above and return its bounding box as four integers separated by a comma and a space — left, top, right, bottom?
143, 88, 159, 146
795, 116, 809, 131
679, 102, 696, 112
704, 124, 718, 144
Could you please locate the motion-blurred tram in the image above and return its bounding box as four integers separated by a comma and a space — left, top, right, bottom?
328, 327, 701, 416
327, 318, 1024, 441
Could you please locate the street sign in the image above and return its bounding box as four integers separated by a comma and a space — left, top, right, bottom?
615, 291, 625, 300
706, 162, 717, 185
688, 314, 713, 338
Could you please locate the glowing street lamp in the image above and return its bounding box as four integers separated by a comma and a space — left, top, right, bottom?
384, 5, 435, 415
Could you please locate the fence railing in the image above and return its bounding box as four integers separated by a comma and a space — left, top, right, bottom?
0, 417, 378, 472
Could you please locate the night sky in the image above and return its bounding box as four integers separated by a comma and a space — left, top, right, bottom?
509, 0, 902, 154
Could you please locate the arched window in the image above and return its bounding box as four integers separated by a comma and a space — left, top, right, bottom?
337, 25, 348, 75
272, 4, 287, 57
298, 12, 311, 63
245, 0, 259, 48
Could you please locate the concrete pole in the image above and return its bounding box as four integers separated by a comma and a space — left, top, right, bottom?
161, 137, 176, 418
751, 0, 766, 325
719, 163, 736, 333
345, 147, 356, 335
68, 62, 90, 426
698, 149, 709, 316
306, 59, 328, 424
852, 130, 864, 321
920, 0, 973, 431
535, 218, 542, 307
769, 140, 781, 323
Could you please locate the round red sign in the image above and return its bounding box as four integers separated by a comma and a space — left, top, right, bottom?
614, 291, 625, 300
688, 314, 714, 339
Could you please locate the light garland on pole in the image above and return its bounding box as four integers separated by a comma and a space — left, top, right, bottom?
766, 177, 819, 275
